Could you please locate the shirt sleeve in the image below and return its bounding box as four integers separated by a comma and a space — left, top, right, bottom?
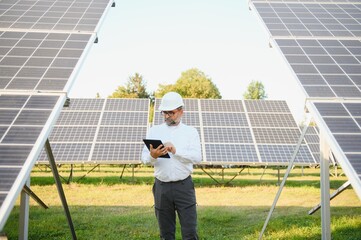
141, 128, 157, 165
173, 127, 202, 164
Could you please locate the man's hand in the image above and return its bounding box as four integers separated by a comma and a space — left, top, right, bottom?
164, 142, 176, 154
150, 144, 168, 159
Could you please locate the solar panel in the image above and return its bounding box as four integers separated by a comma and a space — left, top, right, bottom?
153, 98, 315, 165
244, 100, 315, 165
0, 0, 115, 233
0, 92, 65, 230
274, 38, 361, 98
0, 31, 94, 92
252, 2, 361, 38
0, 0, 112, 32
205, 144, 259, 164
251, 0, 361, 204
244, 100, 290, 113
37, 98, 150, 164
309, 101, 361, 194
304, 126, 321, 162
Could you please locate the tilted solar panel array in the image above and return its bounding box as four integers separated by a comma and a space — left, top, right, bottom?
154, 99, 317, 166
0, 0, 114, 231
250, 0, 361, 198
37, 98, 150, 164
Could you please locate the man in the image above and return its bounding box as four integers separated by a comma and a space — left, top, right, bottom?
142, 92, 202, 240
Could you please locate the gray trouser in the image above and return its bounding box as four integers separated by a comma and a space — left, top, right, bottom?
153, 176, 198, 240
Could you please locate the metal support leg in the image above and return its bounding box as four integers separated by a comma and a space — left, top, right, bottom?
320, 135, 331, 240
132, 165, 135, 181
77, 164, 100, 182
200, 166, 221, 185
224, 167, 245, 185
258, 122, 310, 240
19, 179, 30, 240
67, 164, 74, 184
45, 139, 77, 240
120, 165, 126, 179
259, 166, 267, 182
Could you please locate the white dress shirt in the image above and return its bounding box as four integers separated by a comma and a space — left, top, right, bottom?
141, 122, 202, 182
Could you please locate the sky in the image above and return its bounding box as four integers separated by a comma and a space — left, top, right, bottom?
69, 0, 306, 122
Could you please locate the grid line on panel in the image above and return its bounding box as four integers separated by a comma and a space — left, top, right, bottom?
197, 99, 207, 162
87, 98, 107, 162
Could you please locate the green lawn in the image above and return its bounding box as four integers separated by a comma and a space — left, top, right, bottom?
2, 165, 361, 239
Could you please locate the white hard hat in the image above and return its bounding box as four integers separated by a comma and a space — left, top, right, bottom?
158, 92, 184, 111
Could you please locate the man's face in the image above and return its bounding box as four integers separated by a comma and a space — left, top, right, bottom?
161, 108, 183, 126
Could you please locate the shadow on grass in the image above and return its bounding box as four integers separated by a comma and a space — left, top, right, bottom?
30, 175, 347, 190
3, 206, 361, 240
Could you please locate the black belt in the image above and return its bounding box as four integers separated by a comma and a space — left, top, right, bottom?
156, 175, 191, 184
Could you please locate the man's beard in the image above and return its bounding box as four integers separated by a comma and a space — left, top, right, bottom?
165, 118, 178, 126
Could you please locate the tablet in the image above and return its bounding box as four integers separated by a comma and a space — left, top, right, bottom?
143, 139, 170, 158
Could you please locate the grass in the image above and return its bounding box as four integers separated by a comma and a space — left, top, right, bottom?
2, 165, 361, 239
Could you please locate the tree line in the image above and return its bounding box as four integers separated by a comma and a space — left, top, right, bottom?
107, 68, 267, 100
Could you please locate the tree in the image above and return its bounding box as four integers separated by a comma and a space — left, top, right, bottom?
109, 73, 150, 98
155, 68, 221, 99
243, 80, 267, 100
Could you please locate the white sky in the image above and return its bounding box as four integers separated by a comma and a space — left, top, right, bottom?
70, 0, 306, 122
